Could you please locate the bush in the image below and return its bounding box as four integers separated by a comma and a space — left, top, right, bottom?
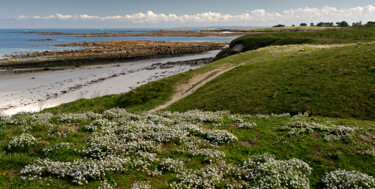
241, 153, 312, 188
336, 21, 349, 27
322, 169, 375, 189
8, 133, 37, 152
273, 24, 285, 27
204, 129, 238, 144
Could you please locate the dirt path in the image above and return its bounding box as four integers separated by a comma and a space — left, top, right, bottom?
149, 62, 249, 113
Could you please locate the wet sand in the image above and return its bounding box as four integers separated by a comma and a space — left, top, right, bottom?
0, 50, 220, 115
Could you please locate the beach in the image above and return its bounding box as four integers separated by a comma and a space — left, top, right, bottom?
0, 29, 229, 115
0, 50, 220, 115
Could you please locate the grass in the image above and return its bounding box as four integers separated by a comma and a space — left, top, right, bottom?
46, 26, 375, 118
214, 25, 375, 59
4, 26, 375, 188
0, 110, 374, 188
169, 43, 375, 120
47, 42, 375, 121
44, 54, 241, 114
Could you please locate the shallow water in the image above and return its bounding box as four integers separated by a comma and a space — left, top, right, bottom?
0, 29, 235, 56
0, 50, 220, 115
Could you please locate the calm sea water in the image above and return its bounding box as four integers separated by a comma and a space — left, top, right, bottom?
0, 29, 235, 56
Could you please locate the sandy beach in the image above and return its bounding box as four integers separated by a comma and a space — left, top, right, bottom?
0, 50, 220, 115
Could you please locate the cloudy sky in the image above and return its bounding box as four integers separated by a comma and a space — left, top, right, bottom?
1, 0, 375, 28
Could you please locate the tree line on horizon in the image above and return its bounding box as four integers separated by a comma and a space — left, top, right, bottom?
273, 21, 375, 28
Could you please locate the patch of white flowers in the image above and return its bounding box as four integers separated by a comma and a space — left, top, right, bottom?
0, 114, 13, 125
98, 180, 116, 189
253, 113, 292, 119
21, 155, 131, 184
363, 149, 375, 156
242, 153, 312, 189
171, 153, 312, 189
283, 120, 357, 141
292, 112, 310, 119
8, 133, 37, 151
5, 108, 369, 188
2, 112, 54, 132
19, 109, 242, 185
131, 181, 151, 189
238, 122, 257, 129
42, 143, 71, 155
322, 169, 375, 189
158, 110, 231, 123
205, 129, 238, 144
58, 112, 102, 123
159, 158, 184, 173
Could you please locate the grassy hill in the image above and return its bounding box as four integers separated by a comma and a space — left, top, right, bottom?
47, 42, 375, 120
168, 43, 375, 120
215, 25, 375, 60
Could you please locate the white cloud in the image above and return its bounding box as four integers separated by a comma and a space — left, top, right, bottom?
32, 15, 55, 19
18, 15, 28, 19
80, 14, 100, 20
56, 14, 72, 20
18, 5, 375, 25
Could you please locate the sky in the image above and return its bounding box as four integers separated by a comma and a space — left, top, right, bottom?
1, 0, 375, 28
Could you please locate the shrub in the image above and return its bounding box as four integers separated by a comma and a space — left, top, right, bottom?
238, 122, 257, 129
205, 130, 238, 144
241, 153, 312, 189
131, 181, 151, 189
322, 169, 375, 189
8, 133, 37, 152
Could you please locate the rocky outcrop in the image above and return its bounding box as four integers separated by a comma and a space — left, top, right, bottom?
1, 40, 226, 68
146, 58, 213, 70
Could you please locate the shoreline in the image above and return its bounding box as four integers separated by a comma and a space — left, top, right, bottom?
0, 40, 226, 69
0, 50, 219, 115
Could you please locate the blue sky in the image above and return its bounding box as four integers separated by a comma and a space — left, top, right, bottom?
1, 0, 375, 28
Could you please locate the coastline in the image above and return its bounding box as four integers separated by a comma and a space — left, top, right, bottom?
0, 50, 220, 115
0, 40, 227, 69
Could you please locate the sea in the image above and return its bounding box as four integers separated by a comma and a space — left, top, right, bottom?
0, 29, 235, 57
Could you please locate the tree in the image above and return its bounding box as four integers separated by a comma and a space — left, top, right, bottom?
352, 21, 362, 26
336, 21, 349, 27
367, 21, 375, 25
273, 24, 285, 27
310, 23, 314, 26
300, 23, 307, 26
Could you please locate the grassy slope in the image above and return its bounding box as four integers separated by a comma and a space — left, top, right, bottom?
169, 43, 375, 120
46, 26, 375, 118
229, 26, 375, 52
0, 110, 374, 188
47, 42, 375, 120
